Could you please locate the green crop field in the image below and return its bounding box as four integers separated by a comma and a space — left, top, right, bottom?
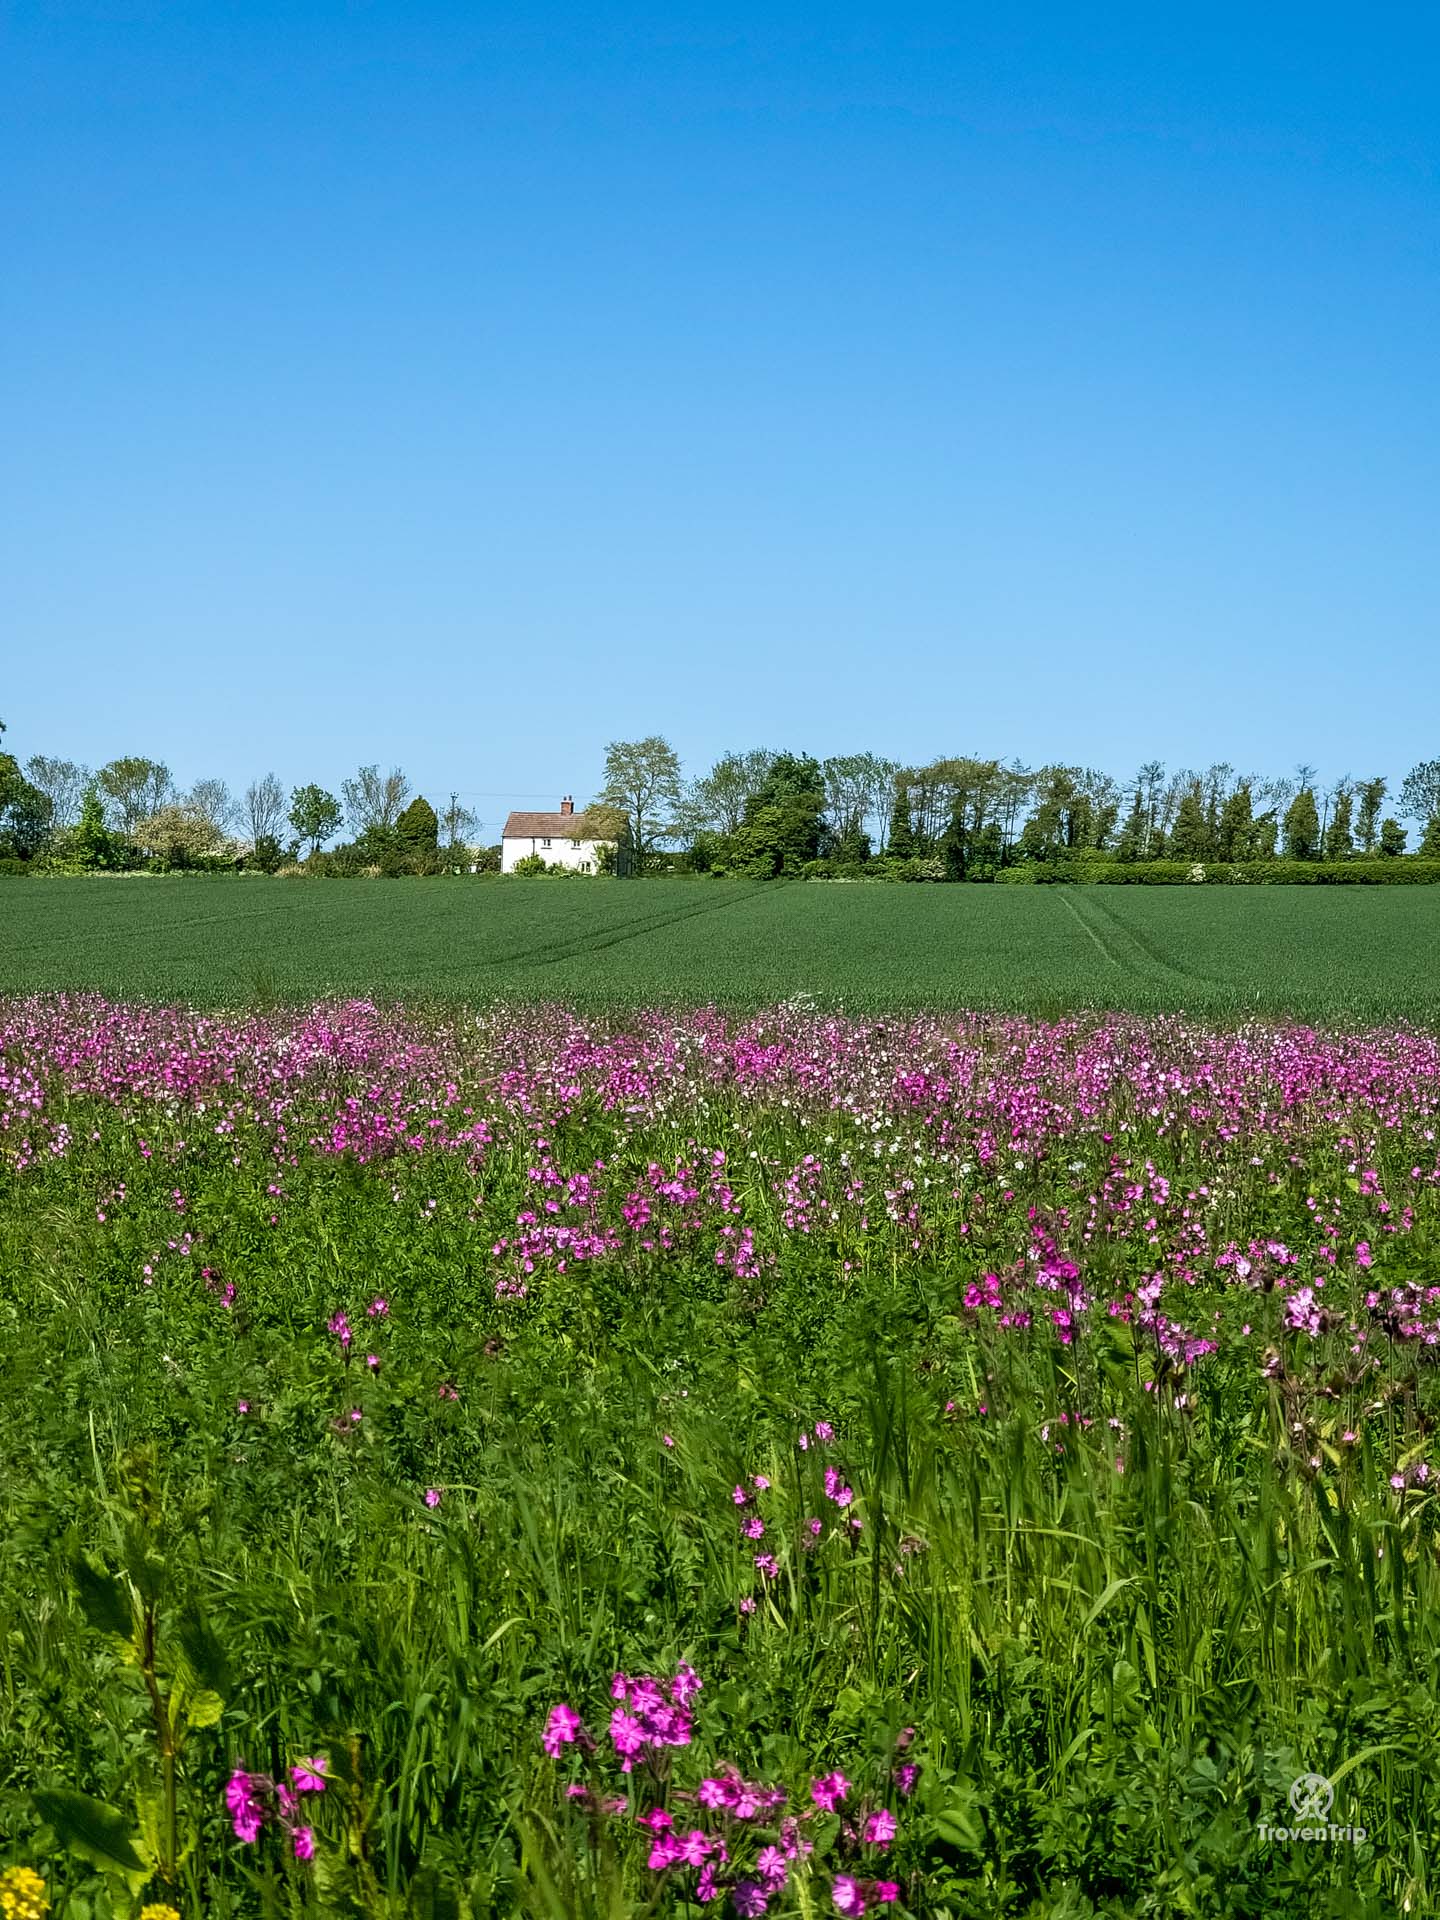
2, 876, 1438, 1022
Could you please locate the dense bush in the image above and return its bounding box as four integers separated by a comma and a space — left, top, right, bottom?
994, 859, 1440, 885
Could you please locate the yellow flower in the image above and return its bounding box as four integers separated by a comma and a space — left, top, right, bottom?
0, 1867, 48, 1920
138, 1907, 182, 1920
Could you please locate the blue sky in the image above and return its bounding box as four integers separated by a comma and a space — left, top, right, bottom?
3, 2, 1437, 837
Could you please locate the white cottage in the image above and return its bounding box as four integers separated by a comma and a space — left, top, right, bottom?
501, 796, 621, 873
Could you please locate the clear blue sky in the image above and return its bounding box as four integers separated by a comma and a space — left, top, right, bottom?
3, 1, 1437, 837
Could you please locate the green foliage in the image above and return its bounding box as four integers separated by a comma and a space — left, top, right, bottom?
1324, 787, 1355, 860
1399, 759, 1440, 829
1090, 859, 1440, 885
3, 1007, 1440, 1914
1168, 786, 1211, 860
67, 784, 126, 870
0, 752, 54, 859
289, 784, 343, 855
398, 795, 440, 851
1355, 778, 1387, 854
134, 803, 229, 871
97, 757, 171, 835
599, 736, 683, 871
1284, 788, 1322, 859
884, 786, 916, 860
248, 833, 285, 873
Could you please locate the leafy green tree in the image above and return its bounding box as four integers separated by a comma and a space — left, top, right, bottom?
24, 755, 90, 829
885, 784, 916, 858
747, 752, 825, 810
1422, 816, 1440, 859
940, 796, 970, 879
599, 736, 682, 872
98, 757, 171, 834
1251, 811, 1280, 858
135, 804, 225, 869
1355, 777, 1387, 854
727, 754, 828, 875
821, 753, 898, 848
1379, 817, 1408, 857
1400, 760, 1440, 832
1323, 787, 1354, 860
1283, 788, 1321, 859
1216, 782, 1255, 860
397, 795, 439, 851
71, 784, 120, 869
249, 834, 284, 873
680, 750, 776, 840
1020, 766, 1098, 858
1114, 791, 1146, 863
289, 784, 342, 856
728, 802, 824, 877
1168, 786, 1212, 861
0, 751, 54, 857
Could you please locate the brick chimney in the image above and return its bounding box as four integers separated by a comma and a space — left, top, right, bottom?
560, 796, 574, 816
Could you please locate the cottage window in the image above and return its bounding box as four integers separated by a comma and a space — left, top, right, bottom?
541, 837, 551, 848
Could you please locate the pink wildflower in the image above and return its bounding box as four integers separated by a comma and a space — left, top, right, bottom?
863, 1808, 896, 1846
757, 1845, 789, 1887
832, 1876, 866, 1916
542, 1702, 583, 1757
292, 1825, 315, 1861
225, 1769, 264, 1843
811, 1769, 850, 1812
291, 1755, 328, 1793
671, 1663, 703, 1706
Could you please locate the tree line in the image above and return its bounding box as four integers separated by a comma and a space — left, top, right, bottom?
0, 721, 482, 873
596, 738, 1440, 878
5, 714, 1440, 878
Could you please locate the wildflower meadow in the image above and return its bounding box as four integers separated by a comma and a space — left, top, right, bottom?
3, 993, 1440, 1918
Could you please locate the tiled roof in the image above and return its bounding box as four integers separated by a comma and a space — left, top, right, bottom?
502, 811, 593, 839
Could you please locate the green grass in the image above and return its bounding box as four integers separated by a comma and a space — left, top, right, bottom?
3, 876, 1440, 1024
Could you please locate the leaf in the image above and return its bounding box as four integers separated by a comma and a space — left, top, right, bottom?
73, 1555, 131, 1641
120, 1525, 165, 1606
184, 1688, 224, 1730
177, 1602, 231, 1697
407, 1867, 461, 1920
1081, 1575, 1138, 1635
933, 1804, 985, 1851
33, 1787, 147, 1874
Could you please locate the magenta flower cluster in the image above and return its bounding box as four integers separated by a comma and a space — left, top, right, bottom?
540, 1667, 911, 1913
225, 1753, 328, 1861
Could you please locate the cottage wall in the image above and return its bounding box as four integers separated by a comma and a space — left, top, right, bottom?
500, 835, 602, 874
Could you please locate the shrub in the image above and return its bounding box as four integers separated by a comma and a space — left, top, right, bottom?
1091, 860, 1440, 885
